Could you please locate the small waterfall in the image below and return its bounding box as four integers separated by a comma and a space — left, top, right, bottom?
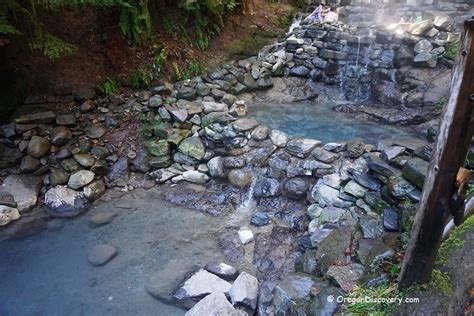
339, 28, 374, 102
237, 171, 260, 213
355, 36, 361, 67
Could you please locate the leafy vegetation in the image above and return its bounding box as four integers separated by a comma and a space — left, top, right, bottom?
101, 77, 119, 95
445, 40, 460, 60
0, 0, 241, 59
345, 284, 399, 315
132, 67, 153, 88
173, 60, 204, 81
437, 214, 474, 265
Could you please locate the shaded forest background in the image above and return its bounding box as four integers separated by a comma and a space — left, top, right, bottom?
0, 0, 300, 99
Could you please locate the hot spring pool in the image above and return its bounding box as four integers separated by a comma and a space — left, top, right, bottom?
247, 102, 422, 144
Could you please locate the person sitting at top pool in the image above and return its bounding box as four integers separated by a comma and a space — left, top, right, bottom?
304, 2, 323, 23
323, 5, 339, 23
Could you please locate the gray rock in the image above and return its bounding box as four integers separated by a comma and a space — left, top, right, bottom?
88, 210, 117, 227
148, 96, 163, 108
44, 185, 89, 217
0, 191, 16, 208
382, 146, 406, 161
87, 244, 118, 266
383, 207, 400, 232
351, 171, 381, 191
312, 147, 337, 163
56, 114, 76, 126
86, 125, 106, 139
387, 175, 416, 199
174, 269, 232, 302
228, 169, 253, 188
287, 138, 321, 158
402, 157, 428, 189
179, 137, 205, 160
250, 212, 271, 227
327, 263, 365, 292
251, 125, 269, 141
254, 177, 280, 197
229, 272, 258, 310
13, 110, 56, 125
182, 171, 209, 184
0, 205, 20, 226
273, 274, 315, 314
1, 174, 41, 212
207, 157, 226, 178
414, 53, 437, 68
73, 153, 95, 168
270, 130, 289, 147
414, 39, 433, 54
289, 66, 311, 77
233, 118, 258, 132
185, 292, 245, 316
283, 177, 311, 199
202, 101, 228, 114
315, 228, 352, 272
80, 100, 96, 113
204, 262, 239, 281
357, 239, 395, 268
68, 170, 95, 189
359, 218, 384, 239
323, 174, 342, 189
344, 180, 368, 198
309, 179, 352, 208
83, 180, 106, 201
27, 136, 50, 158
108, 157, 129, 184
50, 126, 72, 146
20, 155, 39, 173
433, 14, 453, 32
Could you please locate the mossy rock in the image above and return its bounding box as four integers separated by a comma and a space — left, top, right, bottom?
178, 137, 205, 160
0, 69, 28, 122
145, 140, 170, 157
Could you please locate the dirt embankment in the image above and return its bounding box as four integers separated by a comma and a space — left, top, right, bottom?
1, 3, 296, 97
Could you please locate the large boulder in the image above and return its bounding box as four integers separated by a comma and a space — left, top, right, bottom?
283, 177, 311, 199
327, 263, 365, 292
402, 157, 429, 189
179, 137, 205, 160
228, 169, 253, 188
44, 185, 89, 217
173, 269, 232, 306
229, 272, 259, 310
68, 170, 95, 190
273, 274, 315, 314
286, 138, 321, 158
185, 292, 245, 316
1, 174, 41, 212
270, 130, 289, 147
207, 157, 227, 178
309, 179, 352, 208
0, 205, 20, 226
254, 177, 280, 197
182, 171, 210, 184
27, 136, 50, 158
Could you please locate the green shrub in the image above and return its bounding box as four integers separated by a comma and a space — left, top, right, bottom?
132, 67, 153, 88
101, 78, 119, 95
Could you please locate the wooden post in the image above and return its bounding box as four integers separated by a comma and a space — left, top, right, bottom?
398, 19, 474, 290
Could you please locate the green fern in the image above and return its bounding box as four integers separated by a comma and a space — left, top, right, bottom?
132, 67, 153, 88
101, 77, 119, 95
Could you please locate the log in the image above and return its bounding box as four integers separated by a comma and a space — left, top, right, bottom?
398, 19, 474, 290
